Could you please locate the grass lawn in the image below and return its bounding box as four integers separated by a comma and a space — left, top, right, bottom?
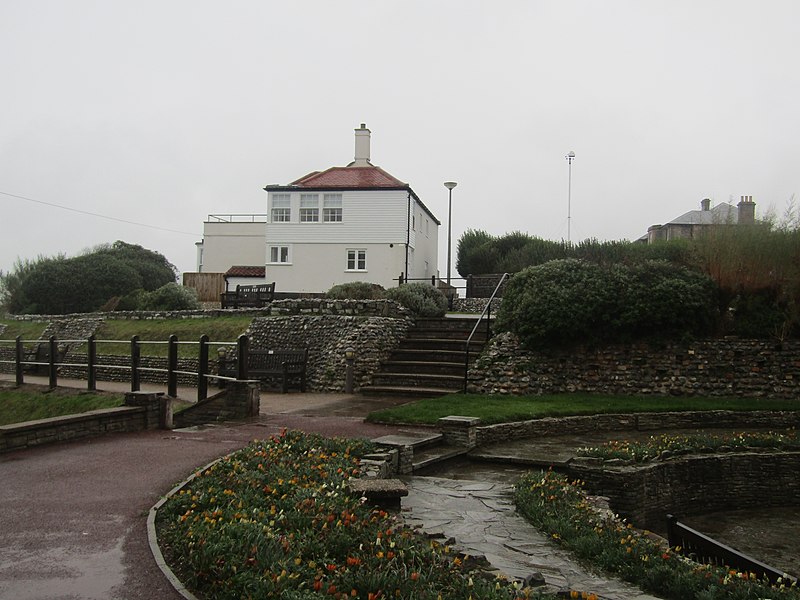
92, 315, 255, 358
0, 319, 49, 349
366, 393, 800, 425
0, 385, 124, 426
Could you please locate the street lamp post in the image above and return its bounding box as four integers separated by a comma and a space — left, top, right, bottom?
566, 151, 575, 243
444, 181, 457, 286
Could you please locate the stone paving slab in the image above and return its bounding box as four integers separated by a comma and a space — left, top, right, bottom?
401, 476, 660, 600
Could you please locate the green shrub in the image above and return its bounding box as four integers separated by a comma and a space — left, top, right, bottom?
115, 289, 148, 311
386, 283, 448, 317
326, 281, 386, 300
496, 259, 718, 348
139, 283, 200, 311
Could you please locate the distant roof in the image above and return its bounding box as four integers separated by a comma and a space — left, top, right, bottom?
669, 202, 738, 225
290, 166, 407, 189
264, 164, 440, 225
225, 266, 265, 278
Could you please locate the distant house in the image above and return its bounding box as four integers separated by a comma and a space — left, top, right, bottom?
194, 124, 440, 295
640, 196, 756, 244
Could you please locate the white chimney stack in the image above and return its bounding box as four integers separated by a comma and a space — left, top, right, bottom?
353, 123, 371, 166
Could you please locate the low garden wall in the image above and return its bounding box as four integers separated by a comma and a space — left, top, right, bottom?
569, 452, 800, 532
0, 391, 163, 453
475, 410, 800, 446
469, 332, 800, 398
173, 382, 260, 428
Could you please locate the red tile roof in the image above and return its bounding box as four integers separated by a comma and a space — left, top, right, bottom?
225, 266, 265, 278
291, 166, 407, 189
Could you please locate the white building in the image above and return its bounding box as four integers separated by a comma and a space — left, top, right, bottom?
195, 124, 440, 295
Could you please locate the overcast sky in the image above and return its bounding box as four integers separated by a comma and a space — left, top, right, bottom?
2, 1, 798, 279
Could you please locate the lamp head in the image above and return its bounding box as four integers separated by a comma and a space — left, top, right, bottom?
444, 181, 457, 190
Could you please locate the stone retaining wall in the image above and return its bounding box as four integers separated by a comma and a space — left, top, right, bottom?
0, 391, 163, 453
475, 411, 800, 446
569, 452, 800, 531
173, 382, 260, 428
4, 298, 409, 323
469, 332, 800, 398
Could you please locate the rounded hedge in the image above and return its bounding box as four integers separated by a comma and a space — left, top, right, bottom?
495, 259, 718, 348
326, 281, 387, 300
386, 283, 448, 317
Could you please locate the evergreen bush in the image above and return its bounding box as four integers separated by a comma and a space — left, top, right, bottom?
326, 281, 386, 300
386, 283, 448, 317
496, 259, 718, 348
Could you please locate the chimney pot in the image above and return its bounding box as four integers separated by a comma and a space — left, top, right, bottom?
701, 198, 710, 211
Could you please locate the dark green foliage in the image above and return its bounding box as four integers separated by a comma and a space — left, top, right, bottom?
456, 229, 694, 276
326, 281, 387, 300
495, 259, 718, 348
0, 241, 177, 314
386, 282, 448, 317
92, 241, 177, 291
139, 283, 200, 311
455, 229, 498, 277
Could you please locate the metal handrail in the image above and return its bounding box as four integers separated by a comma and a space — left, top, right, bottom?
666, 514, 796, 584
463, 273, 510, 392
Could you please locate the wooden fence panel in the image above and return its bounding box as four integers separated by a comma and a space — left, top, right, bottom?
183, 272, 226, 302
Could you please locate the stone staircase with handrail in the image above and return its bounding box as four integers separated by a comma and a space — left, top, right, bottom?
362, 316, 491, 397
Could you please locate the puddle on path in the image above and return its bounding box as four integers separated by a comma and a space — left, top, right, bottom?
0, 532, 127, 600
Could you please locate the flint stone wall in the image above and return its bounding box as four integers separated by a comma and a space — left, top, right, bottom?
4, 298, 409, 323
569, 452, 800, 531
244, 315, 411, 392
469, 332, 800, 399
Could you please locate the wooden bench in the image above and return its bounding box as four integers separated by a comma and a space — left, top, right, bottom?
220, 283, 275, 309
220, 348, 308, 393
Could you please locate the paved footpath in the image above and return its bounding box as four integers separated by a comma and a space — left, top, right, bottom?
0, 379, 657, 600
0, 384, 418, 600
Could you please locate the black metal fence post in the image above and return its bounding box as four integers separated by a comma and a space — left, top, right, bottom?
168, 334, 178, 398
87, 334, 97, 391
237, 334, 249, 380
131, 335, 141, 392
48, 336, 57, 389
198, 334, 209, 402
15, 335, 24, 385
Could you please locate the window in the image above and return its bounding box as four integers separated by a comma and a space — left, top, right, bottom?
271, 194, 291, 222
300, 194, 319, 222
323, 193, 342, 222
269, 245, 290, 264
347, 249, 366, 271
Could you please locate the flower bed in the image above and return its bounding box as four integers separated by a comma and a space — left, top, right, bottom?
156, 430, 540, 599
577, 430, 799, 463
514, 470, 799, 600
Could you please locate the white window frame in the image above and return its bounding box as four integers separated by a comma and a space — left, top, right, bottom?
323, 193, 342, 222
271, 194, 291, 222
268, 245, 291, 264
299, 194, 319, 223
346, 248, 367, 271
